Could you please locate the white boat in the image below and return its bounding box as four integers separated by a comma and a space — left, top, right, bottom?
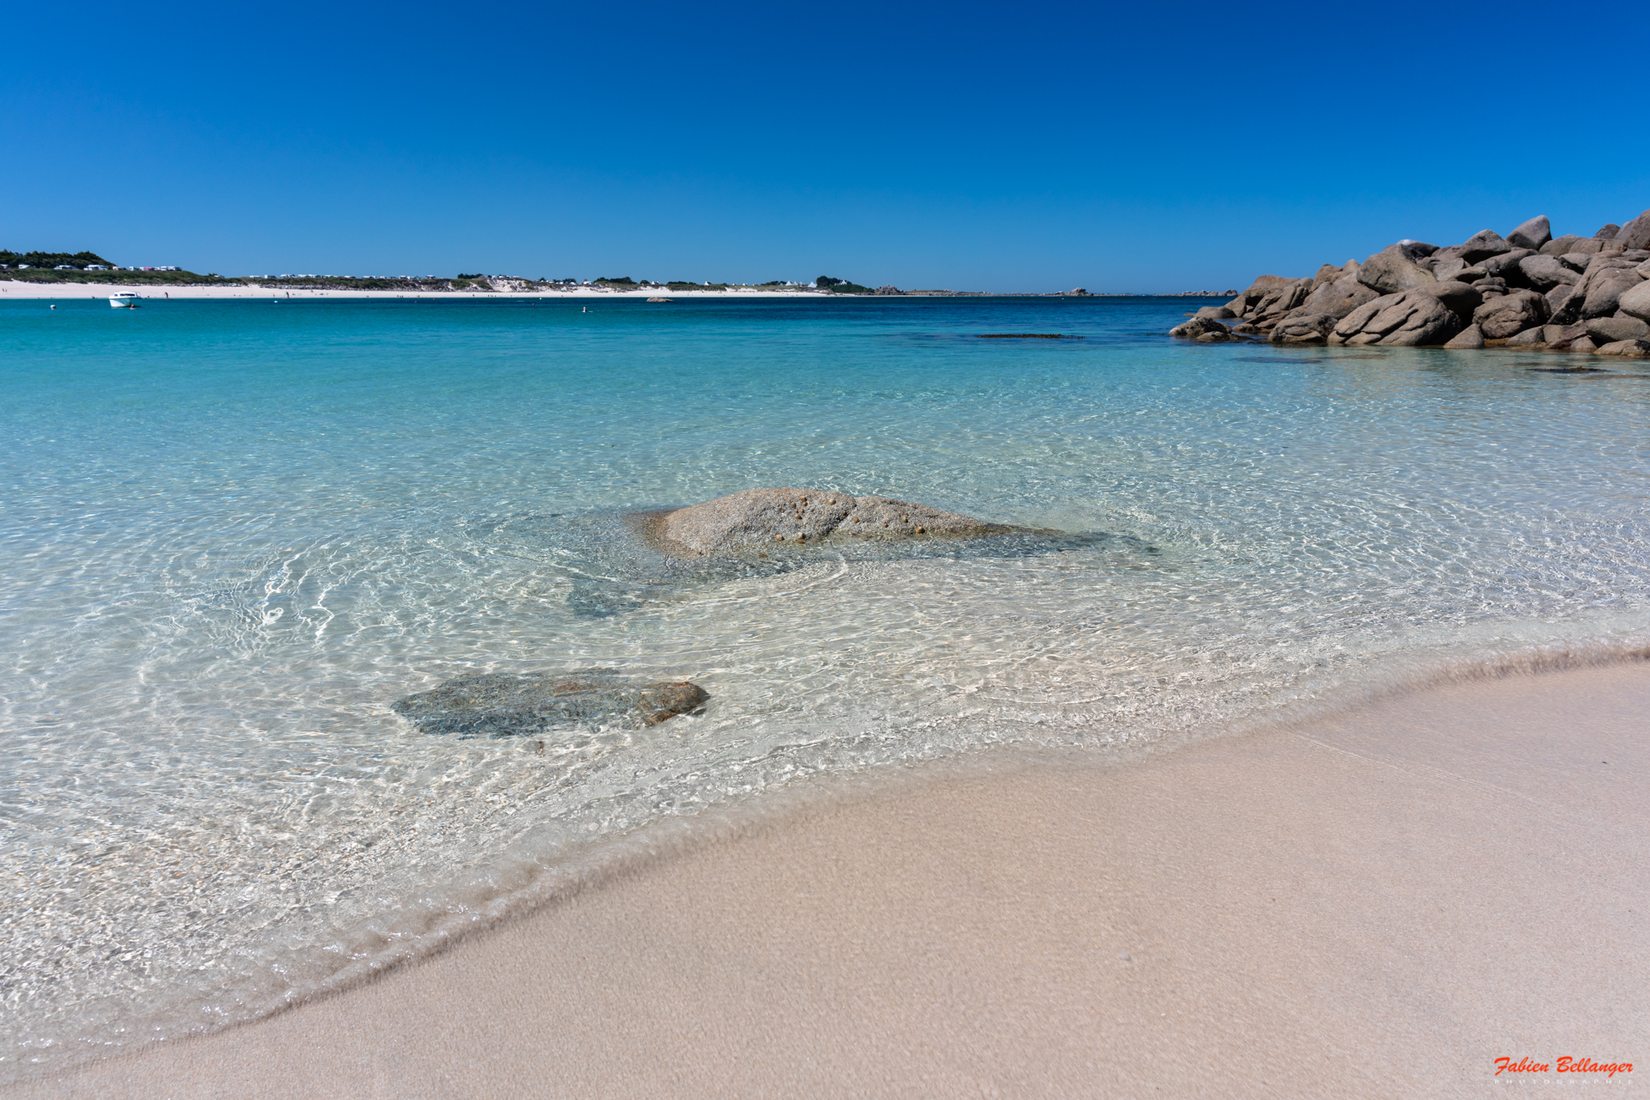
109, 293, 142, 309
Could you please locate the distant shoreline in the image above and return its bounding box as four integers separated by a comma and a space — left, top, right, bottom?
0, 281, 1228, 301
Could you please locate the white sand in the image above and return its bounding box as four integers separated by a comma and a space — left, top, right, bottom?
7, 663, 1647, 1098
0, 280, 823, 300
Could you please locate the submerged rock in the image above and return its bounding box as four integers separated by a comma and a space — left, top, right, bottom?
468, 499, 1147, 619
393, 669, 709, 737
639, 488, 1018, 559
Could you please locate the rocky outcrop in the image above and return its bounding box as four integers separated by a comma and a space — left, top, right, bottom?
1271, 311, 1339, 345
1618, 211, 1650, 252
1302, 272, 1380, 317
1619, 280, 1650, 322
1170, 316, 1239, 342
1458, 230, 1514, 263
1180, 208, 1650, 356
1595, 339, 1650, 359
1555, 257, 1646, 322
1443, 325, 1486, 349
393, 670, 709, 737
1508, 215, 1552, 251
1358, 245, 1438, 295
1474, 290, 1548, 340
1586, 315, 1650, 344
639, 488, 1017, 558
1330, 291, 1460, 346
1516, 254, 1578, 291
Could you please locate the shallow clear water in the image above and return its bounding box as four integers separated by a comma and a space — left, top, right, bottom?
2, 296, 1649, 1078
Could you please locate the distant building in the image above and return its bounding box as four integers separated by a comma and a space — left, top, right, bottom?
85, 264, 107, 271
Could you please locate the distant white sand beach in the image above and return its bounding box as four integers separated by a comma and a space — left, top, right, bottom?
0, 280, 822, 300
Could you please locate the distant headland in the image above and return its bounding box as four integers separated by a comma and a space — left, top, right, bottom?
0, 251, 1229, 300
1172, 209, 1650, 359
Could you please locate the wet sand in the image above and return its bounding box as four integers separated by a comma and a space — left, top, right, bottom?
10, 662, 1647, 1098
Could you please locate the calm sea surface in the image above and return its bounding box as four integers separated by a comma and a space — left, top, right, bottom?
3, 296, 1649, 1076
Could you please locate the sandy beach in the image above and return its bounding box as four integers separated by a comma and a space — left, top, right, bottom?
9, 660, 1644, 1098
0, 280, 827, 301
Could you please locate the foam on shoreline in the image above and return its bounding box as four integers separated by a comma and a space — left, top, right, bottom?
6, 643, 1648, 1095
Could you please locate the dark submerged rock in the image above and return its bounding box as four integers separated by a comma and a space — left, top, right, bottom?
393, 670, 710, 737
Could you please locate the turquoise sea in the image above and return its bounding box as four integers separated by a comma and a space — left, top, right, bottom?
3, 296, 1649, 1078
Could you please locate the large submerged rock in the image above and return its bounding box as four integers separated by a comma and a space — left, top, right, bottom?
638, 488, 1018, 558
471, 501, 1140, 620
393, 669, 709, 737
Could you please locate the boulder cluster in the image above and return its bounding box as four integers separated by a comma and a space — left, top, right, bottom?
1173, 210, 1650, 358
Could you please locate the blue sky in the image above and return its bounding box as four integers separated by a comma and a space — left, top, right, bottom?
4, 1, 1646, 292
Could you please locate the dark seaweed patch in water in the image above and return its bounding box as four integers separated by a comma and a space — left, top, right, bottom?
1528, 365, 1607, 374
472, 509, 1155, 618
976, 333, 1084, 339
